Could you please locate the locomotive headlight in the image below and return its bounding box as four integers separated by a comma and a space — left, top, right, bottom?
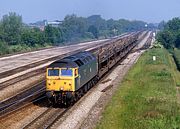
60, 87, 64, 90
47, 80, 51, 86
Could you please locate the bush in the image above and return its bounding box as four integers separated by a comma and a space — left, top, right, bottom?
8, 44, 31, 53
173, 49, 180, 71
0, 41, 10, 55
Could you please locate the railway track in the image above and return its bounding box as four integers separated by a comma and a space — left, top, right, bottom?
0, 40, 109, 80
0, 81, 46, 118
22, 108, 68, 129
0, 39, 113, 90
0, 34, 130, 82
0, 49, 93, 90
0, 48, 84, 80
0, 33, 133, 91
0, 68, 45, 90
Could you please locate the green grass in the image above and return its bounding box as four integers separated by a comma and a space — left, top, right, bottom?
96, 48, 180, 129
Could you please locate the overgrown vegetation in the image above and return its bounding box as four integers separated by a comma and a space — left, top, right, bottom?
0, 12, 151, 55
156, 17, 180, 72
173, 49, 180, 71
97, 48, 180, 129
157, 17, 180, 49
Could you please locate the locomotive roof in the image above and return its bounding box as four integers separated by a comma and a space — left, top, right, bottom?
48, 59, 78, 68
48, 51, 96, 68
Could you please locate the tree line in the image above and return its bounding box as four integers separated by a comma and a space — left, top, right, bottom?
157, 17, 180, 49
0, 12, 150, 55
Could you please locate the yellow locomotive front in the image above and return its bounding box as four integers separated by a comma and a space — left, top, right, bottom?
46, 60, 79, 105
46, 68, 78, 92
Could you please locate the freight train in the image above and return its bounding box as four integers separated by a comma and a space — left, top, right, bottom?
46, 32, 144, 105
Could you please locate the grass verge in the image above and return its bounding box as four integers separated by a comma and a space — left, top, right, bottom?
97, 48, 180, 129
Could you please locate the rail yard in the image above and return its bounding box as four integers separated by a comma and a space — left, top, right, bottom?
0, 31, 154, 129
0, 0, 179, 128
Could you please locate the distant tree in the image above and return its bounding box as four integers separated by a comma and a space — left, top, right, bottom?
129, 20, 146, 31
157, 30, 174, 49
21, 28, 46, 47
45, 25, 63, 45
21, 29, 34, 46
0, 23, 3, 41
88, 25, 98, 39
166, 17, 180, 32
158, 21, 166, 30
87, 15, 107, 37
157, 17, 180, 49
0, 41, 9, 55
61, 14, 88, 42
106, 19, 121, 36
1, 12, 23, 45
175, 30, 180, 48
0, 12, 153, 55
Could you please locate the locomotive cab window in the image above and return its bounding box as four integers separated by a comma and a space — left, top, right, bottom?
48, 69, 59, 76
74, 59, 84, 67
83, 58, 88, 64
61, 69, 73, 76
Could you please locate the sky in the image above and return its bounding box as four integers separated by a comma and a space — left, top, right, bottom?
0, 0, 179, 23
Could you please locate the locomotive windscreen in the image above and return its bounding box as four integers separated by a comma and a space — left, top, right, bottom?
61, 69, 73, 76
48, 69, 59, 76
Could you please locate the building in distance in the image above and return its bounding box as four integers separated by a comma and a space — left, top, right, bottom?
28, 20, 62, 31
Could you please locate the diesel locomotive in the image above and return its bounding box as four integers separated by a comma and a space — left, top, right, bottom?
46, 32, 145, 105
46, 51, 98, 105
